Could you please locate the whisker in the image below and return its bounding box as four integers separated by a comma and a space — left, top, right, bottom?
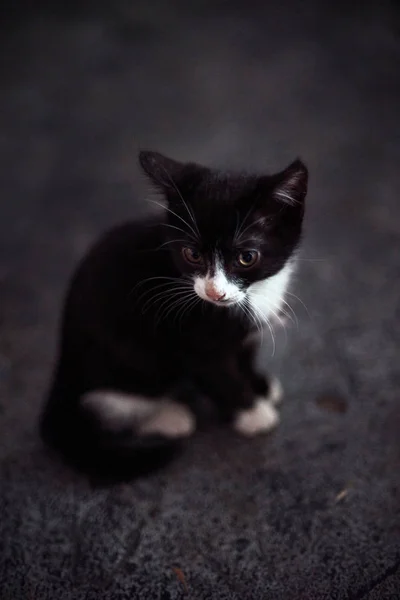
263, 305, 288, 350
235, 216, 267, 245
248, 299, 276, 357
148, 199, 199, 242
259, 296, 297, 329
279, 298, 298, 328
286, 292, 310, 318
160, 222, 197, 241
158, 296, 188, 324
154, 296, 187, 328
266, 305, 286, 330
264, 318, 276, 357
296, 258, 327, 262
243, 298, 264, 347
233, 211, 241, 244
156, 238, 187, 250
140, 286, 193, 313
169, 296, 191, 326
158, 164, 201, 237
238, 300, 257, 335
155, 291, 197, 326
234, 204, 256, 244
251, 306, 267, 349
175, 295, 201, 328
134, 280, 187, 305
129, 275, 182, 296
142, 286, 193, 314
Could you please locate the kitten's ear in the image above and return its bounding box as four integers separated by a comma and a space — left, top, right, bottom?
139, 150, 185, 192
272, 159, 308, 206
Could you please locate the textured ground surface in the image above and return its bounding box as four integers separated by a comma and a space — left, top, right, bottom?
1, 1, 400, 598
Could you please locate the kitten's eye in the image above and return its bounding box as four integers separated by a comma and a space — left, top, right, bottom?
237, 250, 259, 268
182, 247, 203, 264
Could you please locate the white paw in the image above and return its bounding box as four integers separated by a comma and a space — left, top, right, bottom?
233, 399, 280, 437
268, 377, 283, 406
139, 402, 196, 438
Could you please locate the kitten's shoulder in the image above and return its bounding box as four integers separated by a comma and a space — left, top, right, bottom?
69, 216, 167, 299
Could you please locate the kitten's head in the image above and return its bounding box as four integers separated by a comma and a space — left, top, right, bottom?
139, 150, 308, 316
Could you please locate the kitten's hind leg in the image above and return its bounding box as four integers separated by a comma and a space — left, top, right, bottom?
81, 390, 195, 439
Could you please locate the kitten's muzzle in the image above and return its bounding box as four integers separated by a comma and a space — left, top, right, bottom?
204, 282, 226, 302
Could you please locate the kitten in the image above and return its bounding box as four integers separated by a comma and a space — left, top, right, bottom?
39, 150, 308, 481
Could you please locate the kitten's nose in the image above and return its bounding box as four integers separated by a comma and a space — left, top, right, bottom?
205, 283, 226, 302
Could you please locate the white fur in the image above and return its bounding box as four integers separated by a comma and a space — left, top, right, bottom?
233, 398, 280, 436
81, 390, 159, 429
274, 190, 296, 204
194, 258, 294, 317
194, 260, 245, 306
269, 377, 284, 405
139, 402, 195, 438
81, 390, 195, 438
247, 261, 294, 321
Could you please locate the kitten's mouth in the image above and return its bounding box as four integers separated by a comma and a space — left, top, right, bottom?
202, 296, 238, 307
217, 297, 236, 306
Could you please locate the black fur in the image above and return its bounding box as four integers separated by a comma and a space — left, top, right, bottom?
40, 151, 308, 481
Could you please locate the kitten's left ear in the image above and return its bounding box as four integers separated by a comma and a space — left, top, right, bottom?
139, 150, 186, 192
272, 159, 308, 206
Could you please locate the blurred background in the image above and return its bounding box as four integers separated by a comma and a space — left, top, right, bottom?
0, 1, 399, 599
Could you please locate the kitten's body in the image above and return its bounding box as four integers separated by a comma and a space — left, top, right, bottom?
40, 151, 308, 480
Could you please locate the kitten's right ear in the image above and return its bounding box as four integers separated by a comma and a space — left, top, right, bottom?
139, 150, 185, 192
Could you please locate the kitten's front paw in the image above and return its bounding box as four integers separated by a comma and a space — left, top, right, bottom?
233, 399, 280, 437
139, 402, 196, 438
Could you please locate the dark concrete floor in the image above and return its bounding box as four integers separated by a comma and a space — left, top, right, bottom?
1, 1, 400, 598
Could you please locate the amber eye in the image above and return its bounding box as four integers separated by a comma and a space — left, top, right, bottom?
237, 250, 259, 268
182, 247, 203, 264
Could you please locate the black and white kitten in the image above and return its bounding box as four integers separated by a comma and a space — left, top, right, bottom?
40, 150, 308, 480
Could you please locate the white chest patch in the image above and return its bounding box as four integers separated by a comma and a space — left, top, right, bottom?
247, 261, 295, 322
193, 258, 295, 317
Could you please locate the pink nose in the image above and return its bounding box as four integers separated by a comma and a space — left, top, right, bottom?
205, 284, 226, 302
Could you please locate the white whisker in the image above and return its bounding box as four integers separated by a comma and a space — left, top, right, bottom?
296, 258, 327, 262
155, 290, 197, 326
234, 204, 256, 244
156, 238, 187, 250
158, 164, 201, 238
248, 299, 276, 357
134, 280, 185, 304
175, 295, 201, 328
279, 298, 298, 328
263, 304, 288, 349
129, 275, 182, 297
286, 292, 310, 318
235, 216, 266, 244
140, 285, 193, 313
148, 199, 199, 242
238, 300, 258, 339
243, 298, 264, 347
160, 222, 197, 241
